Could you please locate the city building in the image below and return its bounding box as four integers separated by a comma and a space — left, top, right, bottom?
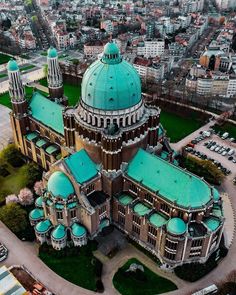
8, 42, 224, 267
137, 39, 165, 58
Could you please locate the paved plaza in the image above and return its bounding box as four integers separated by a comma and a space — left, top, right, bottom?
0, 105, 12, 151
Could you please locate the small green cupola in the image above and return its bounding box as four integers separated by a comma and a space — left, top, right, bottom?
167, 218, 187, 235
7, 59, 19, 71
47, 171, 74, 199
47, 47, 58, 58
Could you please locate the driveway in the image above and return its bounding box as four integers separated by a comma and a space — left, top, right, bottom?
0, 105, 12, 150
0, 221, 97, 295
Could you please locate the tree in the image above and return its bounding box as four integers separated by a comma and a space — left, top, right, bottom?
18, 188, 34, 206
6, 194, 18, 204
34, 181, 44, 196
21, 162, 43, 188
0, 203, 27, 234
0, 144, 24, 167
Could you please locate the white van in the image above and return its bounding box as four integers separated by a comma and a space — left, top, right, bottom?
222, 132, 229, 139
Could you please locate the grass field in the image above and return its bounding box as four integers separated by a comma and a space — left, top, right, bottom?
39, 78, 81, 106
39, 243, 99, 291
20, 65, 35, 72
0, 73, 7, 79
160, 110, 202, 143
0, 163, 29, 197
0, 53, 12, 65
113, 258, 177, 295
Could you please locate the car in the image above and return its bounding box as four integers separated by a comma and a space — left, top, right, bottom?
210, 145, 216, 151
228, 156, 233, 161
222, 151, 227, 156
215, 146, 221, 152
228, 149, 235, 156
229, 137, 235, 142
232, 159, 236, 163
204, 142, 209, 146
222, 132, 229, 139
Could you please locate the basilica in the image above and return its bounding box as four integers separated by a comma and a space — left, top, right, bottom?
8, 42, 224, 267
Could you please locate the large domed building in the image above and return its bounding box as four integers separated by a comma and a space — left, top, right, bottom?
9, 42, 224, 267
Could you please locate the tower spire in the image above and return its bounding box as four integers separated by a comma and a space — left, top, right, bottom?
8, 59, 25, 102
7, 59, 27, 117
47, 47, 67, 106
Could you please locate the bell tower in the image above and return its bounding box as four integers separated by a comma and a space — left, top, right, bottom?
47, 47, 68, 106
7, 59, 28, 153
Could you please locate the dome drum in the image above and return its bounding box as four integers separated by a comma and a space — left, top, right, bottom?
77, 100, 144, 129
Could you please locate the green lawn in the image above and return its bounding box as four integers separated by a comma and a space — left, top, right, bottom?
39, 242, 99, 291
160, 111, 202, 143
39, 78, 81, 106
0, 73, 7, 79
0, 163, 29, 197
0, 53, 12, 65
0, 86, 48, 109
113, 258, 177, 295
20, 65, 35, 72
213, 123, 236, 139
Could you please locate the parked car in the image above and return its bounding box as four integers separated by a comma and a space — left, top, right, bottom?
222, 132, 229, 140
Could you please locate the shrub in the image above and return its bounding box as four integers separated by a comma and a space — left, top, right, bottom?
184, 155, 225, 185
18, 188, 34, 206
95, 259, 103, 277
174, 252, 217, 282
96, 279, 104, 293
0, 144, 24, 167
6, 194, 18, 204
0, 190, 11, 206
0, 165, 10, 177
0, 203, 27, 234
217, 282, 236, 295
34, 181, 44, 196
21, 163, 43, 188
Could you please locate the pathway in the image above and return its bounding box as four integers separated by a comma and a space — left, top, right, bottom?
0, 221, 97, 295
29, 82, 49, 94
0, 105, 12, 150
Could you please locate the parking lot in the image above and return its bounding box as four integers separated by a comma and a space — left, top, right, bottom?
185, 130, 236, 180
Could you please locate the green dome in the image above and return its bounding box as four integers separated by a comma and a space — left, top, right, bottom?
29, 209, 44, 220
47, 171, 74, 199
81, 41, 141, 111
71, 223, 86, 237
52, 224, 66, 240
35, 196, 43, 208
7, 59, 19, 71
35, 219, 51, 233
167, 218, 187, 235
47, 47, 58, 58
